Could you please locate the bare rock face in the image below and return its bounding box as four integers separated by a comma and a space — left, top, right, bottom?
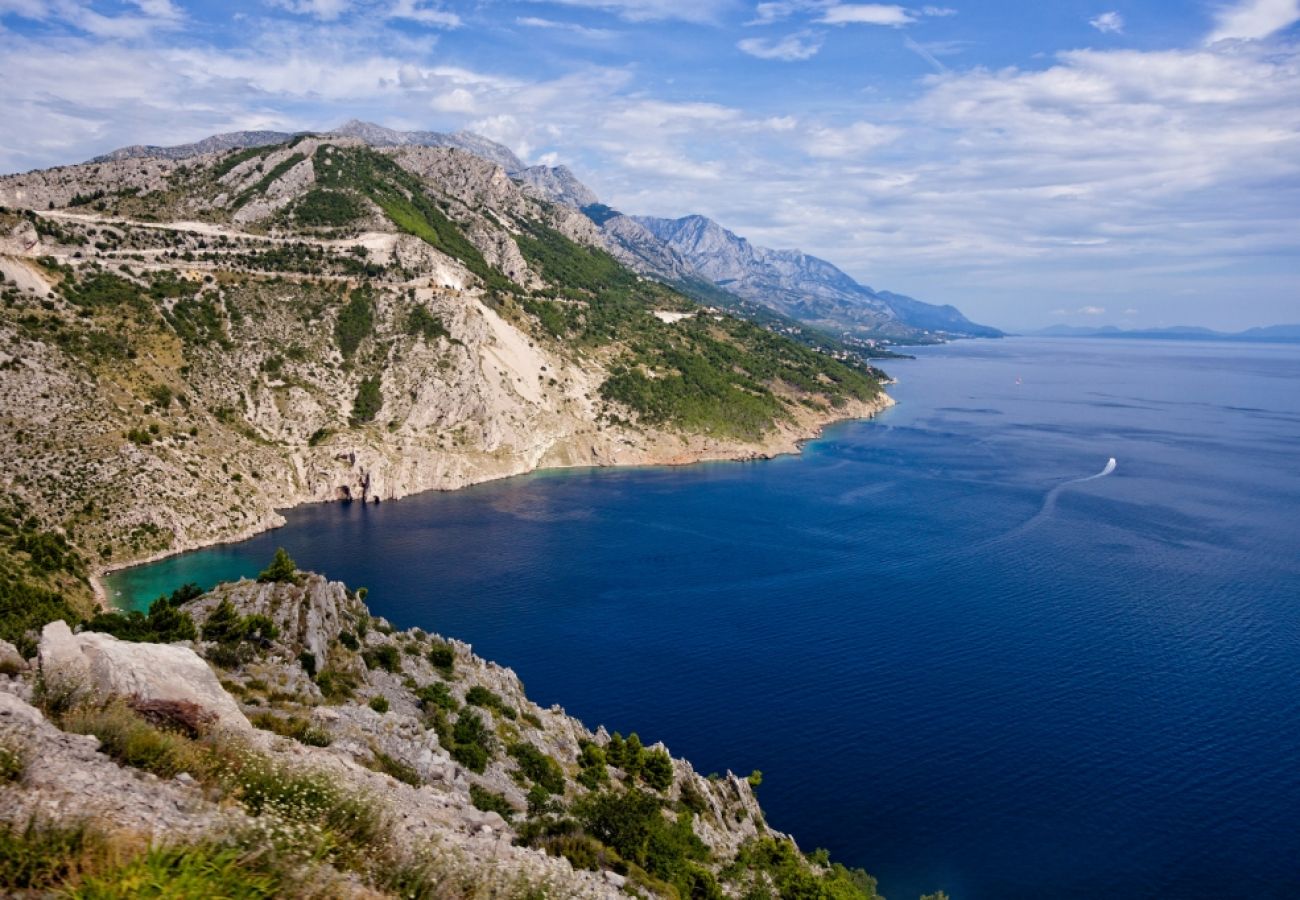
38, 621, 251, 732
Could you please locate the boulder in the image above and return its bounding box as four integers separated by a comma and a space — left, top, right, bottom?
38, 621, 250, 732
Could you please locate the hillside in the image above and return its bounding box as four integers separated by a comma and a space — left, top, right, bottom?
0, 556, 885, 898
0, 136, 891, 624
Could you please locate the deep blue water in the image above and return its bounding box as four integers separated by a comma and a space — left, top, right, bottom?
107, 338, 1300, 899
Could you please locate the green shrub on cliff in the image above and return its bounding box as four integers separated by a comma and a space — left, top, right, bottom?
256, 548, 299, 585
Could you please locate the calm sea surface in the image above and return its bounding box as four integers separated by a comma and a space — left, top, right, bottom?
108, 338, 1300, 899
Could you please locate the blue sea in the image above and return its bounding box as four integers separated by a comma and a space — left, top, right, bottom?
107, 337, 1300, 899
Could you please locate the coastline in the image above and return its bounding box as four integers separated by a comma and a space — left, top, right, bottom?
94, 390, 895, 608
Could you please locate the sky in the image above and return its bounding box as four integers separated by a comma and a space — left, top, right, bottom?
1, 0, 1298, 330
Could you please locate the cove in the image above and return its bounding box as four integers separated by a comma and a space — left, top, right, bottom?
106, 337, 1300, 899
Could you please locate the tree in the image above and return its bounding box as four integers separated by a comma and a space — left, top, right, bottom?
642, 749, 674, 792
257, 547, 299, 584
202, 598, 244, 644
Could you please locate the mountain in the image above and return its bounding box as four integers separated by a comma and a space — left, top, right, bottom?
0, 134, 891, 581
632, 214, 1001, 341
88, 121, 998, 344
1033, 324, 1300, 342
93, 119, 527, 174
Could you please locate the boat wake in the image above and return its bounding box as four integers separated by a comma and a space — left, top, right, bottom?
1007, 457, 1117, 537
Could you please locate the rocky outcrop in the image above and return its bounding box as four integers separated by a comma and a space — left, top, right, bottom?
37, 621, 251, 732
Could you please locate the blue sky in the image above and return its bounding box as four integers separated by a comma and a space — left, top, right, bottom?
1, 0, 1298, 329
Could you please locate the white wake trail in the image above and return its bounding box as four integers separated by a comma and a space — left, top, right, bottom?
1008, 457, 1117, 537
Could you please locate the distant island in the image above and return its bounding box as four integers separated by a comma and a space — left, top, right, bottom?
1030, 324, 1300, 343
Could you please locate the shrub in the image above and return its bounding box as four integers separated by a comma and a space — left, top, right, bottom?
314, 668, 358, 702
256, 548, 299, 585
351, 375, 382, 425
509, 742, 566, 795
297, 651, 316, 678
449, 709, 493, 773
369, 749, 420, 786
334, 287, 374, 358
0, 819, 105, 893
62, 701, 202, 778
361, 644, 401, 673
415, 681, 457, 712
248, 711, 331, 748
470, 784, 516, 820
0, 733, 26, 783
69, 843, 281, 898
642, 749, 674, 793
84, 591, 197, 644
338, 630, 359, 651
427, 642, 454, 673
368, 695, 389, 714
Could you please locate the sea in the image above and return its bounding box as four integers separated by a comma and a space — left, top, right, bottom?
106, 337, 1300, 899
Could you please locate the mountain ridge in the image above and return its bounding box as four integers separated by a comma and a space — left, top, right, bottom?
84, 120, 999, 345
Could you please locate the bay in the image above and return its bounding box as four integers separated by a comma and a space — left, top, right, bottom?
107, 337, 1300, 899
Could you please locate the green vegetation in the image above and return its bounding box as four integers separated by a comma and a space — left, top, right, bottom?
201, 599, 278, 667
256, 547, 300, 585
427, 641, 455, 674
465, 684, 517, 720
512, 220, 882, 439
508, 742, 566, 795
361, 643, 401, 673
368, 695, 390, 714
0, 734, 26, 783
351, 374, 382, 424
248, 711, 331, 747
211, 145, 270, 180
334, 287, 374, 358
405, 304, 449, 342
314, 144, 513, 290
470, 784, 516, 820
291, 188, 367, 228
83, 584, 200, 644
415, 681, 457, 712
369, 749, 421, 786
0, 501, 91, 656
447, 708, 494, 773
723, 836, 881, 899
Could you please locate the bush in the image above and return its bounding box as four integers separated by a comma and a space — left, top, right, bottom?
69, 844, 281, 899
470, 784, 516, 820
334, 288, 373, 358
427, 642, 454, 673
415, 681, 457, 712
0, 818, 105, 893
368, 696, 390, 714
642, 749, 674, 793
249, 711, 331, 748
509, 742, 566, 795
448, 709, 493, 773
84, 591, 197, 644
351, 375, 382, 425
0, 734, 26, 783
465, 684, 516, 719
361, 644, 401, 673
313, 668, 358, 702
256, 548, 299, 585
338, 630, 359, 651
62, 701, 203, 779
369, 749, 420, 786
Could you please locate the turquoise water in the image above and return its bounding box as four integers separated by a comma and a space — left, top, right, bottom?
108, 338, 1300, 898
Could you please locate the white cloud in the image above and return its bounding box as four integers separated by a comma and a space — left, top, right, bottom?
269, 0, 354, 20
527, 0, 737, 24
819, 4, 915, 25
1206, 0, 1300, 43
388, 0, 460, 27
1089, 11, 1124, 34
804, 121, 901, 157
737, 30, 823, 60
515, 16, 618, 38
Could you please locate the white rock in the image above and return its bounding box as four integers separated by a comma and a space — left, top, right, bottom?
38, 621, 251, 732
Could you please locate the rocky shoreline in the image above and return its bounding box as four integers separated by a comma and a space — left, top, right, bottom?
92, 392, 894, 610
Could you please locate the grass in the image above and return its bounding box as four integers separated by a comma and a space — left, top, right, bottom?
248, 711, 332, 747
69, 844, 280, 899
